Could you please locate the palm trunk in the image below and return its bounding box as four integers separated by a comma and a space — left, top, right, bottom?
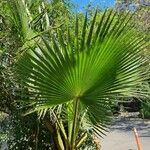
70, 98, 80, 149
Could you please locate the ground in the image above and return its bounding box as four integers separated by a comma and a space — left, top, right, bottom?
101, 114, 150, 150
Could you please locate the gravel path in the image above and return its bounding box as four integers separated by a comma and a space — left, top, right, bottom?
101, 116, 150, 150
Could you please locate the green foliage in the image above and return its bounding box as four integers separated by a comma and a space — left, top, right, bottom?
0, 0, 150, 149
0, 0, 75, 149
7, 112, 52, 150
0, 112, 9, 148
140, 100, 150, 119
116, 1, 150, 121
16, 9, 149, 148
116, 0, 150, 56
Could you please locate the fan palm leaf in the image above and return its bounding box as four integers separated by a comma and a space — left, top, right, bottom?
15, 9, 149, 146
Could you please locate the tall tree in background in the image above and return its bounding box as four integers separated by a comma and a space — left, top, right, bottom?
116, 0, 150, 49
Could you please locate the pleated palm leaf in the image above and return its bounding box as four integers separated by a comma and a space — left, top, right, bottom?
16, 10, 149, 149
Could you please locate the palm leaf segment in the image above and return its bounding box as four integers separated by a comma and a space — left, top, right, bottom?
16, 10, 148, 134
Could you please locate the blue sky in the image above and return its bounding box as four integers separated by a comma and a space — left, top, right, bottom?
72, 0, 115, 11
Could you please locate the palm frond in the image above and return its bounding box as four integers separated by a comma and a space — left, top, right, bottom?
15, 9, 149, 136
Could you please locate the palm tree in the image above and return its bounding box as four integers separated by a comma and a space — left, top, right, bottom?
16, 9, 149, 149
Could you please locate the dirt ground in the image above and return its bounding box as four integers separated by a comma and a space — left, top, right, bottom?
101, 115, 150, 150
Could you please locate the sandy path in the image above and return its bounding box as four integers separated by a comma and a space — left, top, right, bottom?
101, 117, 150, 150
